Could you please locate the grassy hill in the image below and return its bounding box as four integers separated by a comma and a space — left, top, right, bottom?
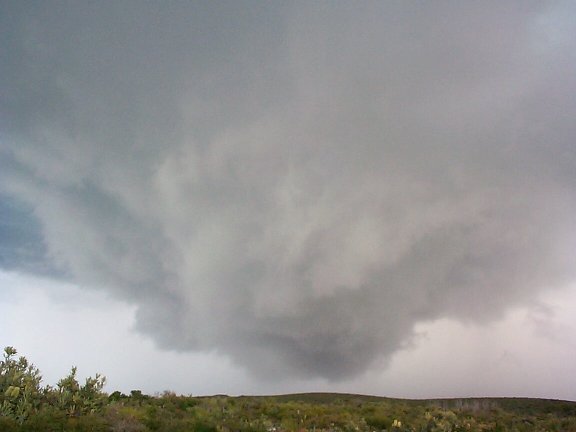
248, 392, 576, 415
174, 392, 576, 432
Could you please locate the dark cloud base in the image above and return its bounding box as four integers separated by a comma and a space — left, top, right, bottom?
1, 1, 576, 381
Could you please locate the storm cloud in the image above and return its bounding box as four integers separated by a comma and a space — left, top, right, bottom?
1, 1, 576, 380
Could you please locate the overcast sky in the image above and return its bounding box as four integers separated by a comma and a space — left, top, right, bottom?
1, 1, 576, 400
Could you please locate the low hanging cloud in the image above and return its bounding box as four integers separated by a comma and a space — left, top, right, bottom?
1, 1, 576, 380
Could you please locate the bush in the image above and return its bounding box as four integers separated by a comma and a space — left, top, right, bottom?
365, 414, 392, 430
0, 416, 19, 432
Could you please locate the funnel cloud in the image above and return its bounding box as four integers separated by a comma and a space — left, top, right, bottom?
1, 1, 576, 381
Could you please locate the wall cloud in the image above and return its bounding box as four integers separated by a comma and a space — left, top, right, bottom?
1, 1, 576, 380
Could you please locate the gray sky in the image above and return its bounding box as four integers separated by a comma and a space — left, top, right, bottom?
1, 0, 576, 399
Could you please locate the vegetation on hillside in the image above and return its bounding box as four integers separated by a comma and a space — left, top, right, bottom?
2, 346, 576, 431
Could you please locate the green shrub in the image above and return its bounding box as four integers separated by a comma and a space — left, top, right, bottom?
0, 416, 19, 432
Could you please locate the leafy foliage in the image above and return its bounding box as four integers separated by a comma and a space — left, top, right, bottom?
55, 366, 107, 417
0, 347, 43, 424
1, 346, 107, 430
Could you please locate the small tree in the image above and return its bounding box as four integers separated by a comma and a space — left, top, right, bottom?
56, 366, 107, 417
0, 346, 43, 424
